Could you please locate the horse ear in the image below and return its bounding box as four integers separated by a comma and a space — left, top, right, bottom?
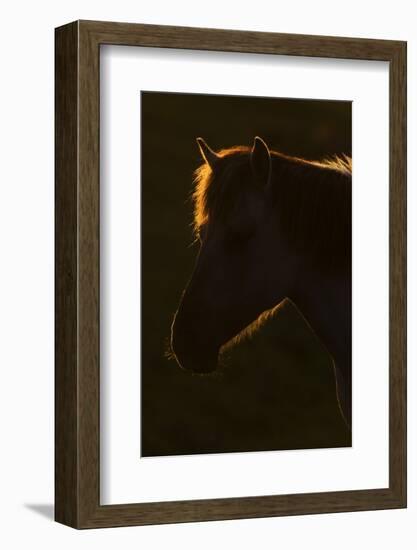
196, 137, 219, 169
250, 136, 271, 186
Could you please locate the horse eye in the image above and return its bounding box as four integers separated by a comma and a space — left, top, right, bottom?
224, 223, 254, 248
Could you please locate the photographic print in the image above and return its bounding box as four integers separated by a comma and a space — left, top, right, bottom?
55, 21, 406, 527
141, 91, 352, 457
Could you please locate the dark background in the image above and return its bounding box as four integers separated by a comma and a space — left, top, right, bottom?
141, 91, 352, 457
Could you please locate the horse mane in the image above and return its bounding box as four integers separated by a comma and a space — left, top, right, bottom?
310, 154, 352, 176
193, 145, 352, 272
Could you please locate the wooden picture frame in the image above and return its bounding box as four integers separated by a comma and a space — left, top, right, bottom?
55, 20, 407, 529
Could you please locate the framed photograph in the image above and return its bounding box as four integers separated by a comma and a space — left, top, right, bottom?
55, 20, 406, 528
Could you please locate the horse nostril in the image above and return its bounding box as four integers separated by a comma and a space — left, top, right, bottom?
170, 318, 186, 361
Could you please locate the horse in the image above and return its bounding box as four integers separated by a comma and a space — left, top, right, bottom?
170, 136, 352, 428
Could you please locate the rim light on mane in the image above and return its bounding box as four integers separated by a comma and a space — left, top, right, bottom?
192, 144, 352, 273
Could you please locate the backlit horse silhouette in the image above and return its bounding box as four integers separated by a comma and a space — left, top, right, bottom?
171, 137, 352, 427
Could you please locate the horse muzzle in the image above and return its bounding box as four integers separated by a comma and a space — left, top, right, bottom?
170, 317, 219, 374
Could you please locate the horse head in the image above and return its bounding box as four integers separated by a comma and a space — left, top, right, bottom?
170, 137, 291, 373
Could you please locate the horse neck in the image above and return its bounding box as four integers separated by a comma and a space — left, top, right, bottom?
270, 158, 352, 367
289, 263, 351, 356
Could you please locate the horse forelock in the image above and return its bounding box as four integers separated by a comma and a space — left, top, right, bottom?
192, 146, 251, 234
